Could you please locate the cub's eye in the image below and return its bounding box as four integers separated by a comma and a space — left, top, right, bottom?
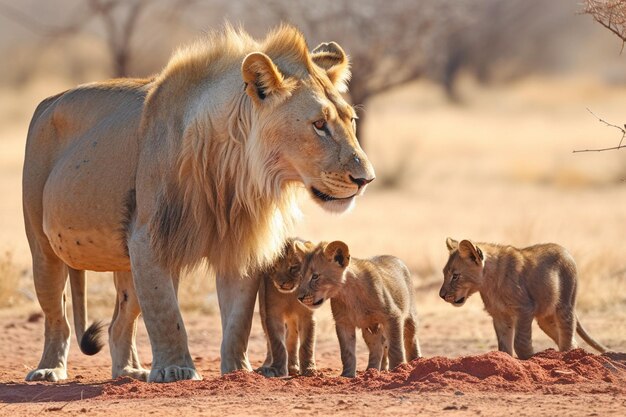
451, 273, 460, 281
313, 119, 326, 130
311, 273, 320, 281
289, 264, 300, 275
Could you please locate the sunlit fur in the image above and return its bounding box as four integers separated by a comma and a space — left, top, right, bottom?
440, 238, 608, 358
141, 24, 373, 276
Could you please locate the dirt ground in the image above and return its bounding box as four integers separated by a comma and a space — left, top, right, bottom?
1, 285, 625, 417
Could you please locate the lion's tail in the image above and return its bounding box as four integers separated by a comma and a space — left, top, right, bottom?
576, 314, 608, 353
69, 268, 105, 356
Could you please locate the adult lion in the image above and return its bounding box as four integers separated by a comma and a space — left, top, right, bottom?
23, 25, 375, 383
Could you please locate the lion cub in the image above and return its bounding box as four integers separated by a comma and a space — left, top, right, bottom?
257, 238, 317, 377
295, 241, 421, 377
440, 238, 608, 359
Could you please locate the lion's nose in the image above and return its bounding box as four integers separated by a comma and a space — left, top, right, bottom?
349, 175, 375, 188
439, 289, 447, 300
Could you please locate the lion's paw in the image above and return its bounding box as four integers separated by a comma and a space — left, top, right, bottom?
26, 367, 67, 382
256, 366, 287, 378
148, 366, 201, 383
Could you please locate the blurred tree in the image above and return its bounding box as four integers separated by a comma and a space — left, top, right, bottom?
0, 0, 197, 78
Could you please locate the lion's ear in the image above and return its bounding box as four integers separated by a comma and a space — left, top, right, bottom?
458, 240, 484, 265
311, 42, 351, 93
323, 241, 351, 268
446, 237, 459, 252
242, 52, 297, 105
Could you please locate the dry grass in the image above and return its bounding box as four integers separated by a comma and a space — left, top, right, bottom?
0, 251, 21, 307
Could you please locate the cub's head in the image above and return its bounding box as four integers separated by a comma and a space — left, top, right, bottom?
439, 238, 485, 307
242, 27, 375, 213
265, 238, 312, 293
294, 240, 350, 309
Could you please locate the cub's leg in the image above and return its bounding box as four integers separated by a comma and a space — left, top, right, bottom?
26, 252, 70, 382
404, 314, 422, 361
537, 315, 560, 346
109, 271, 149, 380
362, 326, 385, 370
335, 323, 357, 377
555, 305, 577, 351
492, 316, 514, 356
257, 310, 288, 377
298, 315, 317, 376
514, 311, 535, 359
385, 317, 406, 369
286, 317, 300, 375
257, 279, 272, 368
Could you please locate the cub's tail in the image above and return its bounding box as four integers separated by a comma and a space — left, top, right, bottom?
69, 268, 106, 355
576, 314, 608, 353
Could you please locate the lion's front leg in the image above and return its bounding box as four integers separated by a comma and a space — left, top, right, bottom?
216, 273, 260, 374
128, 226, 200, 383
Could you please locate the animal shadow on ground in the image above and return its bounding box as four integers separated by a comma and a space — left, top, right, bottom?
0, 381, 107, 403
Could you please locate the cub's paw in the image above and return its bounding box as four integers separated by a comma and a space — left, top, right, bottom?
113, 366, 150, 382
26, 367, 67, 382
148, 366, 201, 383
288, 365, 300, 376
300, 366, 319, 377
256, 366, 287, 378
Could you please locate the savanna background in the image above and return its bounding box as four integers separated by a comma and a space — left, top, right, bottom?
0, 0, 625, 415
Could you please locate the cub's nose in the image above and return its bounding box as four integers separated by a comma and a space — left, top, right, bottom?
349, 175, 375, 188
439, 289, 447, 300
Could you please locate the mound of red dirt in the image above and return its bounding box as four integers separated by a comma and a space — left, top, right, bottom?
98, 349, 625, 400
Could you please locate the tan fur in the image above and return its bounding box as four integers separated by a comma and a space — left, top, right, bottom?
257, 238, 317, 377
23, 24, 374, 382
440, 238, 609, 359
295, 241, 421, 378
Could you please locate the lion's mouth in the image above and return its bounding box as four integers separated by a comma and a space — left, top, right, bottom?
311, 187, 355, 202
312, 298, 325, 307
453, 296, 466, 306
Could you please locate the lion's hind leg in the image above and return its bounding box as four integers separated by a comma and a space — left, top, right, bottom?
26, 250, 71, 382
109, 271, 149, 381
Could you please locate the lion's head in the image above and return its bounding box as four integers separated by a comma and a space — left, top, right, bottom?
146, 25, 375, 276
294, 240, 350, 309
241, 32, 375, 213
439, 238, 486, 307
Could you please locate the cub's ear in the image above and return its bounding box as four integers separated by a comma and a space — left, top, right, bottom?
458, 240, 484, 265
445, 237, 459, 252
311, 42, 351, 93
242, 52, 297, 105
323, 240, 351, 268
292, 240, 308, 261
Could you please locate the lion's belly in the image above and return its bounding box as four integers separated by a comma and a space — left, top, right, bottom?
42, 132, 138, 272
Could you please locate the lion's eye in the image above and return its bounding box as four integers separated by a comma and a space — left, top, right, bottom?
289, 264, 300, 275
313, 119, 327, 132
311, 273, 320, 281
452, 273, 460, 281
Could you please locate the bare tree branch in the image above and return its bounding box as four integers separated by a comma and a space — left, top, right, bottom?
582, 0, 626, 51
573, 108, 626, 153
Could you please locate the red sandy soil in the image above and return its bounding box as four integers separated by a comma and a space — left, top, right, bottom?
1, 311, 625, 416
